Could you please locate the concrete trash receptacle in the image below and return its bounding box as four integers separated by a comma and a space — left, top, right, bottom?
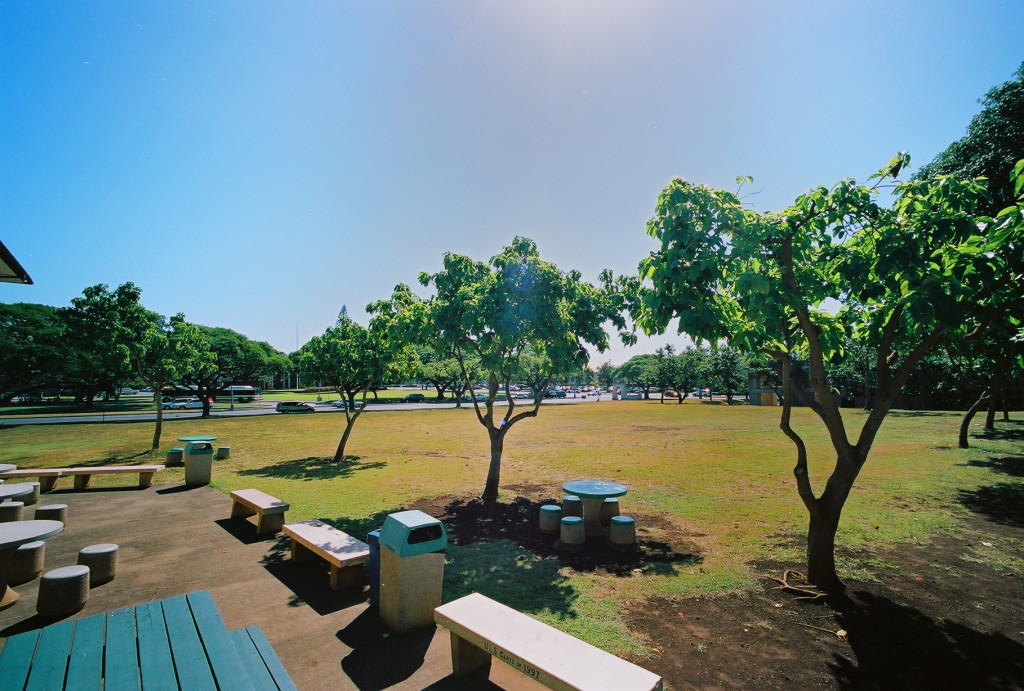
183, 441, 215, 486
367, 529, 381, 608
378, 510, 447, 633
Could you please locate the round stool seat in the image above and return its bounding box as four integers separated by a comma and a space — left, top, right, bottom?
35, 504, 68, 524
5, 540, 45, 585
539, 505, 562, 534
599, 497, 620, 525
78, 543, 119, 586
559, 516, 585, 546
562, 495, 583, 518
216, 446, 231, 460
609, 515, 637, 548
37, 565, 90, 617
22, 482, 41, 507
0, 501, 25, 523
166, 448, 184, 466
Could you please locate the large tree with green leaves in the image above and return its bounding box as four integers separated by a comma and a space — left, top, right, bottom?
131, 312, 217, 449
59, 283, 150, 406
296, 312, 415, 461
372, 237, 623, 502
635, 154, 1024, 592
0, 303, 67, 403
181, 327, 288, 417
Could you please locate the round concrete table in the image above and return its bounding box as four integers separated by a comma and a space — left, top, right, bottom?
177, 436, 217, 443
562, 480, 627, 537
0, 463, 16, 474
0, 519, 64, 608
0, 483, 36, 502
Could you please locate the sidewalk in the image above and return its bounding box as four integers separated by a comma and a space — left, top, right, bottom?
0, 483, 525, 690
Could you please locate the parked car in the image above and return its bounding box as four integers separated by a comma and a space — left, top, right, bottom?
117, 387, 138, 396
330, 399, 349, 408
400, 393, 426, 403
276, 401, 315, 413
622, 390, 643, 400
462, 394, 487, 402
163, 397, 203, 410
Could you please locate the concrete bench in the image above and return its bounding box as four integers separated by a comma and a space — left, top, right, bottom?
435, 593, 663, 691
60, 465, 165, 490
229, 489, 289, 535
0, 469, 62, 493
282, 519, 369, 591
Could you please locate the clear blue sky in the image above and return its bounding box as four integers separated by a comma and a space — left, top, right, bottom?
2, 1, 1021, 365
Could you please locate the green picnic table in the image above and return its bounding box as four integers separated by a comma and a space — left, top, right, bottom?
0, 590, 295, 690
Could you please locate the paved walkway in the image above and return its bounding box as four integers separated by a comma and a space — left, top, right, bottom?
0, 483, 528, 690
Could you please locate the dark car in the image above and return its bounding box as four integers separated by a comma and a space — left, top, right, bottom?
276, 401, 314, 413
400, 393, 426, 403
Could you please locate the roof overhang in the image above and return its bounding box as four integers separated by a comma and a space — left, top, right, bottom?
0, 239, 32, 284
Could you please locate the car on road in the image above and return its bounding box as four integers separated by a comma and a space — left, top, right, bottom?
622, 390, 644, 400
400, 393, 426, 403
462, 393, 487, 402
329, 399, 350, 409
276, 401, 315, 413
163, 397, 203, 410
514, 391, 533, 400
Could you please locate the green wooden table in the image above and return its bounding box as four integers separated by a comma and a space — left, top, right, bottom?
0, 590, 295, 690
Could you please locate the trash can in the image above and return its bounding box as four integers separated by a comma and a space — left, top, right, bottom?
366, 529, 381, 608
183, 440, 215, 486
378, 510, 447, 633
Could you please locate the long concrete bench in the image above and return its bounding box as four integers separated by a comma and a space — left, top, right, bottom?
434, 593, 664, 691
0, 465, 164, 492
282, 519, 369, 591
0, 469, 62, 493
229, 488, 289, 535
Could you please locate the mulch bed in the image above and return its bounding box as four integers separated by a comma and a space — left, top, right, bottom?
408, 489, 1024, 690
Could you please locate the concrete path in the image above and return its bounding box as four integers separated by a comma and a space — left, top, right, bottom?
0, 483, 533, 690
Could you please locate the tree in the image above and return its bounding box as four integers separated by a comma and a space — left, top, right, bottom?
372, 237, 622, 501
703, 346, 746, 404
296, 312, 414, 461
635, 155, 1024, 592
615, 354, 658, 397
416, 346, 464, 402
59, 283, 150, 406
182, 327, 286, 417
0, 303, 67, 403
131, 312, 217, 449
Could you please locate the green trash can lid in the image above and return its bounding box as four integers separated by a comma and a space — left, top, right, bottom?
379, 509, 447, 556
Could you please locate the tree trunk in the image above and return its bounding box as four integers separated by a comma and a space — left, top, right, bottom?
152, 401, 164, 449
482, 429, 505, 502
985, 395, 997, 430
959, 391, 990, 449
333, 421, 355, 461
806, 505, 844, 592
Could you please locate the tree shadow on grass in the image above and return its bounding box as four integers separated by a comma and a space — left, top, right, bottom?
236, 456, 386, 481
966, 455, 1024, 477
980, 421, 1024, 442
957, 482, 1024, 528
830, 590, 1024, 689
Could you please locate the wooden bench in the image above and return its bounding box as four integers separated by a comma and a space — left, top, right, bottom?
0, 589, 297, 690
282, 519, 369, 591
229, 489, 290, 535
434, 593, 664, 691
0, 469, 62, 493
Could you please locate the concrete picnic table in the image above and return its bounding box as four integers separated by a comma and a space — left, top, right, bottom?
0, 463, 17, 475
0, 483, 36, 503
562, 480, 627, 537
0, 519, 64, 608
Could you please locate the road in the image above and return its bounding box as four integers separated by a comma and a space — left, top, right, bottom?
0, 395, 604, 427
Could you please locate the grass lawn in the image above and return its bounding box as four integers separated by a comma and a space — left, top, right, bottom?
1, 400, 1019, 656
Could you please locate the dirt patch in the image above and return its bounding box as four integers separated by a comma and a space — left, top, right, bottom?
409, 492, 1024, 689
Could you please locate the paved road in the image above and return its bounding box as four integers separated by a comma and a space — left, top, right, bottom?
0, 395, 603, 427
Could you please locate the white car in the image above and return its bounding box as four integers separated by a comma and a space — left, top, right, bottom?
163, 397, 203, 410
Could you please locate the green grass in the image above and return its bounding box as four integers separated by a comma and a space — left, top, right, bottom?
1, 401, 1020, 656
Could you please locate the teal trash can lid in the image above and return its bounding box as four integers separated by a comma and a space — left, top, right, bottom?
379, 509, 447, 556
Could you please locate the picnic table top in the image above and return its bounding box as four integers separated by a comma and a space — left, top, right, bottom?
0, 464, 16, 474
178, 436, 218, 442
0, 483, 36, 502
562, 480, 628, 499
0, 519, 63, 551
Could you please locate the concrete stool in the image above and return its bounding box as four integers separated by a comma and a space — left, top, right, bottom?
559, 516, 585, 546
0, 501, 25, 523
166, 448, 184, 466
599, 498, 620, 526
216, 446, 231, 460
78, 543, 119, 586
5, 540, 44, 585
539, 505, 562, 534
37, 565, 90, 617
562, 495, 583, 518
609, 516, 637, 549
35, 504, 68, 524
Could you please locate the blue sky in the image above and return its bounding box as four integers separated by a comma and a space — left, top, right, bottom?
2, 1, 1022, 365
